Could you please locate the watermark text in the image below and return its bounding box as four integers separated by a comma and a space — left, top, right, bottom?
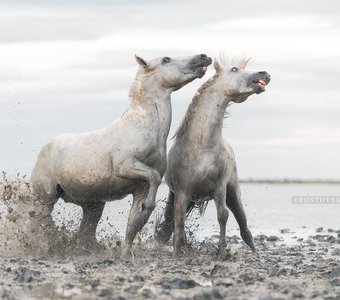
292, 196, 340, 204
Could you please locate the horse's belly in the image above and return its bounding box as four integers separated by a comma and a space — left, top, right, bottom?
53, 152, 132, 202
59, 174, 138, 203
52, 141, 165, 203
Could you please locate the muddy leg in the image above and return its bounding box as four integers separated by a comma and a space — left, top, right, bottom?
115, 158, 161, 258
30, 178, 58, 231
127, 188, 145, 224
226, 175, 256, 252
156, 190, 175, 244
30, 142, 59, 228
173, 193, 187, 257
214, 188, 229, 259
116, 158, 161, 210
30, 177, 59, 253
77, 202, 105, 246
122, 185, 157, 259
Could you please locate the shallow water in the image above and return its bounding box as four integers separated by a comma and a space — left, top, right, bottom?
1, 177, 340, 300
1, 178, 339, 255
202, 182, 340, 238
52, 182, 340, 242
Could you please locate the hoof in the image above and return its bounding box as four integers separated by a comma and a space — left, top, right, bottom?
241, 229, 256, 253
218, 244, 231, 260
253, 249, 260, 258
155, 234, 169, 246
247, 241, 256, 253
155, 225, 172, 245
171, 250, 183, 259
71, 235, 106, 255
121, 248, 134, 261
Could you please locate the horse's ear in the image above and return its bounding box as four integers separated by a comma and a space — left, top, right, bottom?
214, 59, 222, 73
135, 55, 149, 68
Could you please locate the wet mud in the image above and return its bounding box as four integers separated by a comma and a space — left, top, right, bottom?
1, 174, 339, 299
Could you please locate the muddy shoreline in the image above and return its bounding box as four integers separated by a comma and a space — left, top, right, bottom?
1, 230, 339, 300
1, 176, 339, 299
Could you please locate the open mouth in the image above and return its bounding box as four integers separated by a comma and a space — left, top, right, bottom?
199, 64, 210, 74
197, 59, 212, 75
255, 79, 267, 91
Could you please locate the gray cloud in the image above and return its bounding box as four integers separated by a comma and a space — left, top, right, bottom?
1, 0, 339, 43
0, 0, 340, 179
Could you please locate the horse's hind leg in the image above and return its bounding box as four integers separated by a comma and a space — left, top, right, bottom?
155, 190, 175, 244
30, 154, 60, 252
77, 202, 105, 247
30, 143, 59, 230
214, 187, 229, 258
226, 175, 256, 252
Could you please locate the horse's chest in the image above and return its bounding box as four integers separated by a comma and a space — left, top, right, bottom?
146, 148, 167, 176
190, 152, 227, 194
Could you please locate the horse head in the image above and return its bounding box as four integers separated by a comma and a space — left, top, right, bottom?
213, 57, 271, 103
134, 54, 212, 92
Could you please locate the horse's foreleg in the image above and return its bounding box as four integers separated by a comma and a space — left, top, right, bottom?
117, 159, 161, 258
226, 174, 256, 253
173, 192, 187, 257
117, 158, 161, 209
122, 186, 151, 259
214, 187, 229, 259
155, 190, 175, 244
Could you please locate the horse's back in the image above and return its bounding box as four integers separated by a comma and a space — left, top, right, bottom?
31, 124, 160, 202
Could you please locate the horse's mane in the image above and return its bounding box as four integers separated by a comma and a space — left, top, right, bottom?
174, 56, 249, 139
218, 55, 249, 71
173, 72, 222, 139
129, 67, 156, 104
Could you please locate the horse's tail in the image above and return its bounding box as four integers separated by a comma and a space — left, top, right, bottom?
186, 199, 209, 217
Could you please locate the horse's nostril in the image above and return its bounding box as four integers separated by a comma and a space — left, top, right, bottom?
258, 71, 267, 75
200, 54, 207, 59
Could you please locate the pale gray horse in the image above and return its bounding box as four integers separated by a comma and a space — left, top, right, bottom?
30, 54, 212, 257
156, 57, 270, 257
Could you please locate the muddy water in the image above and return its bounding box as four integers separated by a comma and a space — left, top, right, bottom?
1, 174, 340, 299
43, 181, 340, 244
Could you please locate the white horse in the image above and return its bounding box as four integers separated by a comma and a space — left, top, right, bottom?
30, 54, 212, 257
156, 57, 270, 257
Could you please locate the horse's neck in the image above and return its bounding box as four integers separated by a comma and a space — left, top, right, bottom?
131, 90, 173, 139
149, 93, 173, 141
186, 90, 229, 147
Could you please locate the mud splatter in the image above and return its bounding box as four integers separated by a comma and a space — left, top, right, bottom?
0, 172, 97, 257
0, 232, 339, 299
1, 173, 340, 299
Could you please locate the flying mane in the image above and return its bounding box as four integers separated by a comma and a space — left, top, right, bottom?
174, 56, 249, 139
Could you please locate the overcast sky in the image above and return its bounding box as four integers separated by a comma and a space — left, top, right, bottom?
0, 0, 339, 179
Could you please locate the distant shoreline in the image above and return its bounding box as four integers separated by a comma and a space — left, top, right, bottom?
239, 179, 340, 184
1, 172, 340, 185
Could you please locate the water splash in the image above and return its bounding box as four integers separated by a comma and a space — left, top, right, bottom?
0, 172, 87, 257
0, 173, 205, 258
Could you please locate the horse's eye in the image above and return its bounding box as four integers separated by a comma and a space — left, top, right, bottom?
162, 57, 171, 64
231, 67, 239, 72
